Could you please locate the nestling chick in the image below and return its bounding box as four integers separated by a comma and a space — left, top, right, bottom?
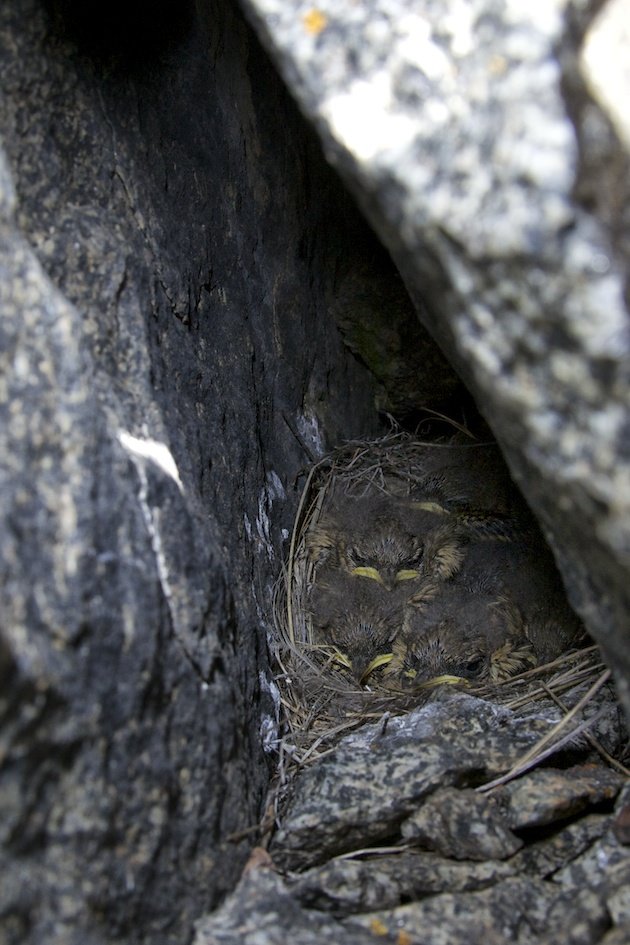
450, 537, 584, 662
386, 586, 536, 689
407, 441, 523, 516
387, 529, 584, 690
307, 493, 468, 591
407, 441, 535, 542
306, 494, 426, 589
309, 571, 408, 684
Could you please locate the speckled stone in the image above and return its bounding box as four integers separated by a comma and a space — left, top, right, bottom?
270, 695, 550, 869
197, 695, 627, 945
510, 813, 609, 878
499, 764, 624, 829
269, 691, 623, 871
288, 850, 516, 913
0, 1, 384, 941
343, 875, 562, 945
552, 785, 630, 891
194, 861, 377, 945
401, 787, 523, 861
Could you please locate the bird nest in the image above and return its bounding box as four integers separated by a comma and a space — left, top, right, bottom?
270, 430, 619, 768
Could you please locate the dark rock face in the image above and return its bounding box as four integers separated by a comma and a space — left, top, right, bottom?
239, 0, 630, 722
0, 1, 395, 941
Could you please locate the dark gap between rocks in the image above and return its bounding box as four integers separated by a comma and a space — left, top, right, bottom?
514, 797, 620, 842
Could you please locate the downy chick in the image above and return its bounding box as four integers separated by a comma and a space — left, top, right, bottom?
309, 571, 409, 684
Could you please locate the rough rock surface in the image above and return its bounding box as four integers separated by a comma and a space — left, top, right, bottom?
270, 695, 553, 870
288, 851, 517, 914
0, 1, 392, 941
239, 0, 630, 720
400, 787, 524, 860
196, 694, 629, 945
270, 693, 625, 872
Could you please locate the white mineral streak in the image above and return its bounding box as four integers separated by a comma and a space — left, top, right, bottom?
117, 429, 184, 636
117, 429, 184, 493
254, 471, 285, 561
259, 670, 281, 752
296, 410, 324, 457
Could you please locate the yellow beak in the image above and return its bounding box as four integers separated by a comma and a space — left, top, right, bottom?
409, 500, 448, 515
360, 652, 395, 683
332, 650, 352, 669
395, 569, 419, 582
403, 670, 468, 688
350, 566, 384, 584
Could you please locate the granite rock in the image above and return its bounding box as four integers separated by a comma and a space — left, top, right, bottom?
270, 690, 624, 871
194, 857, 376, 945
270, 695, 555, 870
287, 851, 516, 914
500, 764, 624, 830
0, 1, 384, 941
400, 787, 523, 861
196, 691, 628, 944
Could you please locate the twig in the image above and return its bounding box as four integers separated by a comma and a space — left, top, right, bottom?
477, 669, 611, 792
335, 844, 415, 860
540, 680, 630, 778
477, 707, 612, 792
286, 462, 322, 645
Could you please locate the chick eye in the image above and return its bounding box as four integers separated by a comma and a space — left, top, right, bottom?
349, 548, 369, 567
464, 656, 486, 678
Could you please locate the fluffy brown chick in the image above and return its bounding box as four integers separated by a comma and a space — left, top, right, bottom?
449, 536, 584, 662
309, 571, 409, 684
307, 493, 469, 592
386, 585, 536, 689
407, 440, 524, 516
406, 440, 537, 542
